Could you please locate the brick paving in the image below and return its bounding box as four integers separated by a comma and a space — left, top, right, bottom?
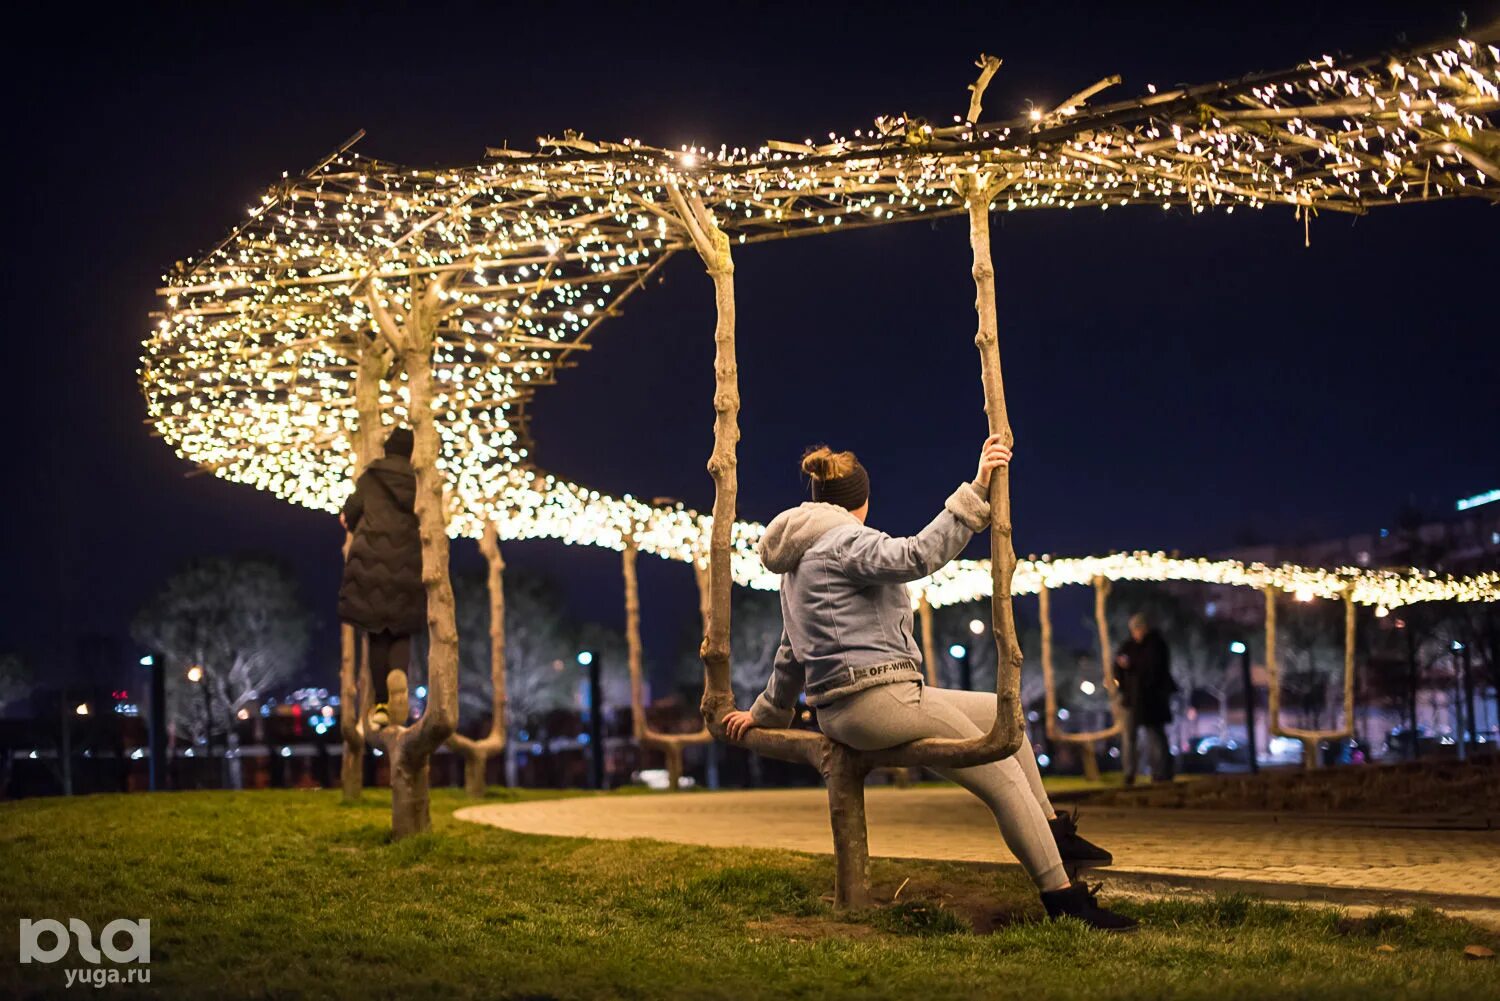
457, 787, 1500, 906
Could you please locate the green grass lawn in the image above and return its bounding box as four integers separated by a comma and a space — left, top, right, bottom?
2, 788, 1495, 1000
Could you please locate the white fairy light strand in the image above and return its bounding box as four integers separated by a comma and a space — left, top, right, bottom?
141, 33, 1500, 614
482, 469, 1500, 613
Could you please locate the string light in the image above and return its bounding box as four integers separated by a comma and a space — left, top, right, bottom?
142, 35, 1500, 614
473, 469, 1500, 611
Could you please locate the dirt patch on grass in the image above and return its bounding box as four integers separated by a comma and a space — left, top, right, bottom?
868, 873, 1037, 935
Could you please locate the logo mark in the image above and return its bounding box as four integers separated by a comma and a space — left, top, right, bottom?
19, 919, 150, 965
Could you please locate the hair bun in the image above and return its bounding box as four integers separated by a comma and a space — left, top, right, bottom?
801, 445, 834, 480
801, 444, 857, 481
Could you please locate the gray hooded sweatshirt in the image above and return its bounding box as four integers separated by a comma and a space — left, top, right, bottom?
748, 482, 992, 728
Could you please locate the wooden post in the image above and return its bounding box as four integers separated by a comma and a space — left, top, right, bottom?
624, 534, 711, 790
1040, 583, 1060, 737
624, 537, 649, 745
1341, 587, 1356, 748
1038, 583, 1101, 779
823, 741, 873, 910
1265, 586, 1279, 738
667, 183, 821, 768
864, 60, 1029, 770
365, 275, 462, 838
1266, 585, 1358, 772
965, 180, 1027, 766
339, 339, 389, 803
446, 523, 508, 797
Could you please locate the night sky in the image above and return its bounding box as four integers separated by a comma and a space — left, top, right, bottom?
4, 1, 1496, 692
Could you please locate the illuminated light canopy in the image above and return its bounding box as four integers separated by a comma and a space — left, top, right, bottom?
145, 32, 1500, 609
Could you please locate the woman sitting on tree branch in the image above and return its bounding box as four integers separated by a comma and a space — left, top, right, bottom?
725, 438, 1135, 931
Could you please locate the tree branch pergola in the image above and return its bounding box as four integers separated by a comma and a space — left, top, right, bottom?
445, 523, 508, 797
1265, 584, 1359, 770
622, 534, 711, 791
147, 28, 1500, 541
148, 28, 1500, 860
1037, 577, 1123, 780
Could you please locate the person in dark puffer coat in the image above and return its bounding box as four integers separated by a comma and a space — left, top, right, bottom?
338, 427, 425, 728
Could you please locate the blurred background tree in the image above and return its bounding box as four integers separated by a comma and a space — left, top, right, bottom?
132, 557, 308, 788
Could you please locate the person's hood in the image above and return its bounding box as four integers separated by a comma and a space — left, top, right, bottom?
366, 455, 417, 507
757, 502, 860, 573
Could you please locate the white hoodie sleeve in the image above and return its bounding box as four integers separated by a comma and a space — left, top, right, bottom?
748, 630, 805, 728
835, 483, 990, 585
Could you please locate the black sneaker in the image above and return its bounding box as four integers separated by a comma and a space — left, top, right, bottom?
1040, 881, 1139, 932
1050, 810, 1113, 867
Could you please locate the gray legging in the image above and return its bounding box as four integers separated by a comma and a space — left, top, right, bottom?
817, 681, 1067, 891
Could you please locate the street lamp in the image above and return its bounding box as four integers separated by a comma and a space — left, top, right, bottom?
188, 665, 214, 787
1079, 680, 1096, 696
968, 618, 985, 636
140, 653, 166, 791
1453, 639, 1475, 762
577, 650, 604, 790
74, 703, 90, 716
1229, 641, 1257, 774
948, 643, 973, 691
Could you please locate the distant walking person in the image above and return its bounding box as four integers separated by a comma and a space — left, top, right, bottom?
338, 427, 425, 730
1114, 613, 1177, 784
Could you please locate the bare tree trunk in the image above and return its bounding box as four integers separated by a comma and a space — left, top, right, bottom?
388, 739, 431, 837
623, 537, 709, 790
339, 341, 387, 803
668, 184, 821, 769
1266, 586, 1357, 772
664, 744, 684, 791
457, 744, 487, 797
339, 624, 364, 801
823, 741, 872, 910
1094, 576, 1124, 732
625, 538, 650, 747
504, 739, 521, 787
447, 524, 508, 797
226, 730, 243, 790
858, 155, 1031, 771
366, 275, 461, 838
1039, 579, 1114, 779
961, 179, 1027, 766
677, 59, 1036, 909
682, 189, 743, 735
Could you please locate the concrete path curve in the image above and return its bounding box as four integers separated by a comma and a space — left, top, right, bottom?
456, 787, 1500, 912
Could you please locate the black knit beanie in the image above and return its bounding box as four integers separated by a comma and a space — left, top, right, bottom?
810, 461, 870, 510
384, 427, 414, 459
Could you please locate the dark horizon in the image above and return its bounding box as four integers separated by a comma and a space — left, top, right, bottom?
4, 0, 1497, 693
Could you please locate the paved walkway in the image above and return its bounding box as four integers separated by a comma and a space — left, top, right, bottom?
457, 787, 1500, 909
